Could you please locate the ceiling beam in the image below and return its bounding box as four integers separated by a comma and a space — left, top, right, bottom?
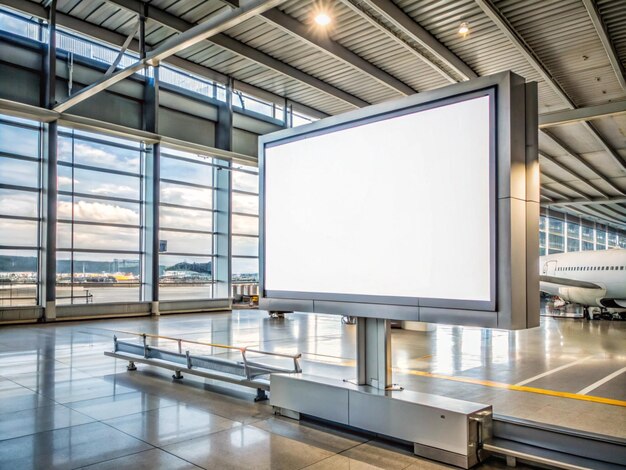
357, 0, 478, 82
54, 0, 287, 112
541, 185, 574, 201
558, 206, 623, 229
581, 0, 626, 91
260, 8, 415, 96
475, 0, 626, 175
541, 173, 591, 200
0, 0, 329, 119
106, 0, 368, 109
592, 204, 626, 222
339, 0, 456, 84
539, 151, 609, 198
580, 120, 626, 170
545, 196, 626, 207
474, 0, 574, 108
541, 130, 625, 196
209, 33, 368, 107
538, 100, 626, 127
573, 205, 626, 228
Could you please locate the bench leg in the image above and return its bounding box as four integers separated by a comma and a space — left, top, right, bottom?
172, 370, 184, 380
127, 361, 137, 371
255, 388, 268, 402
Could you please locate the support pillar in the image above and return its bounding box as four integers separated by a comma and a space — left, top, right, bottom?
356, 317, 395, 390
139, 4, 161, 314
41, 0, 57, 321
213, 79, 233, 301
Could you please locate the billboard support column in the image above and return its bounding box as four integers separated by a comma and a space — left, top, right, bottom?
356, 317, 394, 390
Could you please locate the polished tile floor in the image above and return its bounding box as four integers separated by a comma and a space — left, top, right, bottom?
0, 310, 624, 469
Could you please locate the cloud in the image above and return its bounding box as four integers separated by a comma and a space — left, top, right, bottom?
61, 140, 141, 172
58, 176, 74, 187
161, 184, 212, 209
58, 222, 139, 251
0, 218, 38, 246
232, 215, 258, 235
88, 183, 138, 199
57, 200, 138, 225
232, 194, 258, 214
160, 207, 212, 231
0, 191, 37, 217
232, 171, 259, 193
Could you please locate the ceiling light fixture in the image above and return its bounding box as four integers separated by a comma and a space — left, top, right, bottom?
458, 21, 470, 36
314, 12, 331, 26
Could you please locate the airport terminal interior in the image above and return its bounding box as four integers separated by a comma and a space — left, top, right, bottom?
0, 0, 625, 469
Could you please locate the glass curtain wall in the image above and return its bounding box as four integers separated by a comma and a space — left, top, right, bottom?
159, 147, 215, 300
56, 128, 144, 304
0, 116, 41, 307
231, 164, 259, 297
540, 212, 626, 255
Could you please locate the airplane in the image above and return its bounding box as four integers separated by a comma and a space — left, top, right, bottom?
539, 248, 626, 320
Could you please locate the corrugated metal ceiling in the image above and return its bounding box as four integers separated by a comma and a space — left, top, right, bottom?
15, 0, 626, 226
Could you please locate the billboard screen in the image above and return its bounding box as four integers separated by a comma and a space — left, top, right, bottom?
264, 94, 493, 305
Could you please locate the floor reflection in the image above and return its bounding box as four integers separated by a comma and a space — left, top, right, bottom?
0, 309, 624, 469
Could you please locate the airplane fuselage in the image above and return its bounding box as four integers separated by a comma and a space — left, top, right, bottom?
539, 249, 626, 311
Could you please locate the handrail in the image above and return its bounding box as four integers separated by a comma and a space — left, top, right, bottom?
112, 330, 302, 360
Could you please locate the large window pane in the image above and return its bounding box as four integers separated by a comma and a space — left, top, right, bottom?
57, 252, 140, 304
548, 234, 564, 254
158, 147, 215, 300
567, 238, 580, 252
549, 218, 563, 235
58, 195, 140, 225
232, 168, 259, 193
0, 218, 38, 247
57, 129, 143, 305
61, 136, 141, 173
233, 193, 259, 215
58, 166, 141, 200
233, 236, 258, 257
160, 206, 212, 232
566, 223, 579, 238
159, 254, 213, 301
230, 165, 259, 288
232, 214, 258, 235
0, 122, 39, 158
232, 258, 258, 281
161, 181, 212, 209
0, 158, 39, 188
159, 230, 212, 255
58, 222, 139, 251
596, 230, 606, 249
161, 156, 213, 186
0, 249, 38, 307
0, 189, 38, 217
582, 241, 594, 251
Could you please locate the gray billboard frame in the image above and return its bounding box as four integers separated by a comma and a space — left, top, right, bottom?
259, 71, 539, 330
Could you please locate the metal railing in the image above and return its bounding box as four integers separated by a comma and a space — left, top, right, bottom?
105, 331, 301, 400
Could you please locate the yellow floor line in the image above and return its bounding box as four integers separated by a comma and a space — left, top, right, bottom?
394, 368, 626, 408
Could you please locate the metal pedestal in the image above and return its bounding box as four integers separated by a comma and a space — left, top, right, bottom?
356, 317, 394, 389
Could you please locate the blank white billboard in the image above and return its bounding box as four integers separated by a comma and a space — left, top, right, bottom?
264, 95, 492, 303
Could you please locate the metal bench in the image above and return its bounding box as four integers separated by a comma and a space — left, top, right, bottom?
104, 332, 302, 401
